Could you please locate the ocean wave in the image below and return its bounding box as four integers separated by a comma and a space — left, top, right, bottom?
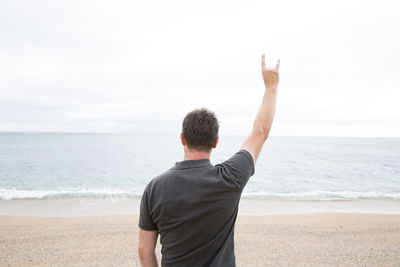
0, 188, 142, 200
241, 190, 400, 200
1, 188, 400, 200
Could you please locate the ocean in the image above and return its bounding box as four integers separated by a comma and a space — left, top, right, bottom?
0, 133, 399, 201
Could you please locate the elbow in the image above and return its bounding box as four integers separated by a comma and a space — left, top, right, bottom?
138, 246, 154, 263
253, 125, 270, 140
138, 246, 147, 261
261, 129, 270, 140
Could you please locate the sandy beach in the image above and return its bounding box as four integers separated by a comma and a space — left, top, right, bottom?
1, 213, 400, 266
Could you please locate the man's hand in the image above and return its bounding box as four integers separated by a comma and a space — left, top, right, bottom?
261, 54, 280, 90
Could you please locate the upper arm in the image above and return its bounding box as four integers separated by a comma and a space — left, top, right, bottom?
216, 149, 255, 190
139, 186, 158, 231
240, 130, 267, 164
138, 229, 158, 252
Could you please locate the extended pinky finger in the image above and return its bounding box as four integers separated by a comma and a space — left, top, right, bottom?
276, 59, 280, 71
261, 54, 266, 71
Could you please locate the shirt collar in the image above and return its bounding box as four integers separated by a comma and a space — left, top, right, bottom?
172, 158, 212, 170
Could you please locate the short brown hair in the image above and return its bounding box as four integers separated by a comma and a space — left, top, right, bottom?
182, 108, 219, 152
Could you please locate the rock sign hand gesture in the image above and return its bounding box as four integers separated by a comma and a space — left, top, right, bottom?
261, 54, 280, 90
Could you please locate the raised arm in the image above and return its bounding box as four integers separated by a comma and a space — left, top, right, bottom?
241, 54, 280, 163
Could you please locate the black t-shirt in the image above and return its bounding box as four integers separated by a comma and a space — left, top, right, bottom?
139, 150, 255, 266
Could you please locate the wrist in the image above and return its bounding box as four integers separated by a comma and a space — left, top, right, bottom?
265, 86, 278, 94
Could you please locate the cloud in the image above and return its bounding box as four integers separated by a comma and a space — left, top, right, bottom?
0, 0, 399, 136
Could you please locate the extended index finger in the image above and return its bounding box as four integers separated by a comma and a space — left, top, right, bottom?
261, 54, 266, 71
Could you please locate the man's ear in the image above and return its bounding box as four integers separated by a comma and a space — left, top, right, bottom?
212, 136, 219, 149
180, 133, 186, 146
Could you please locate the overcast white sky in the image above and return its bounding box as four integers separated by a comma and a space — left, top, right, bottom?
0, 0, 399, 137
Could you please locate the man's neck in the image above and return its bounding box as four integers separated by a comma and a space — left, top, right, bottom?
184, 150, 211, 161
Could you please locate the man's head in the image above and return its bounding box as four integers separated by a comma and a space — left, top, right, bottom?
181, 108, 219, 152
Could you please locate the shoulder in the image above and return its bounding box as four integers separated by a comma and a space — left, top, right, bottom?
144, 169, 174, 193
214, 149, 255, 190
236, 149, 254, 167
216, 150, 254, 171
143, 166, 184, 201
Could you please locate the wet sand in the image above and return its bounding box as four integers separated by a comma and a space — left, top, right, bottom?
1, 213, 400, 266
2, 198, 400, 217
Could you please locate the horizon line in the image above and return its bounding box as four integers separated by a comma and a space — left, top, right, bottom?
0, 131, 399, 139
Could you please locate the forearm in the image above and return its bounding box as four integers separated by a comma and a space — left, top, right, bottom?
252, 87, 278, 139
139, 251, 158, 267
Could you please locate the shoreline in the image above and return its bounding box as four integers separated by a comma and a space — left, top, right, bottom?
1, 213, 400, 266
1, 198, 400, 217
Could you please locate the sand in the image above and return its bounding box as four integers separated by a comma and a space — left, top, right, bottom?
1, 213, 400, 266
2, 199, 400, 217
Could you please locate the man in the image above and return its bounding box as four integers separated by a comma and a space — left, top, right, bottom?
138, 54, 280, 266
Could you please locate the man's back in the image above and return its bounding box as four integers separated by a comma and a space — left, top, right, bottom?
139, 150, 254, 266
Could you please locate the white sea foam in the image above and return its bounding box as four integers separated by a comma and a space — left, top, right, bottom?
241, 190, 400, 200
1, 188, 400, 201
0, 188, 141, 200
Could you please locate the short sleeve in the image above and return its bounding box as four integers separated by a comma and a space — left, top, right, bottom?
216, 149, 255, 190
138, 186, 158, 231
